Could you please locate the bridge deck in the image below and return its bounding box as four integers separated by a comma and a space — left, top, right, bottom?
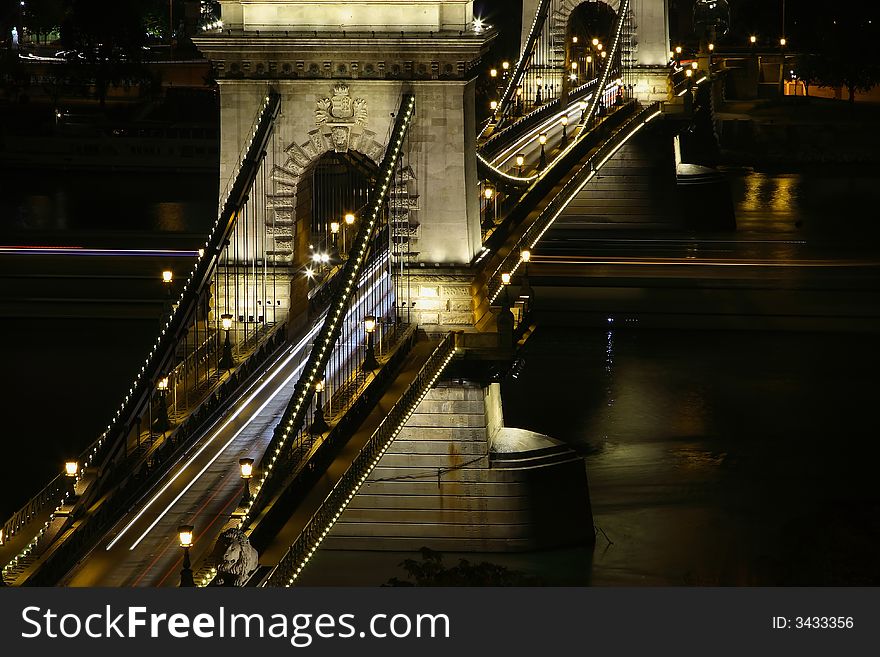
58, 340, 308, 587
257, 336, 440, 569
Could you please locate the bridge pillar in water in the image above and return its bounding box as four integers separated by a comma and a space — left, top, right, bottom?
321, 381, 594, 553
197, 1, 493, 330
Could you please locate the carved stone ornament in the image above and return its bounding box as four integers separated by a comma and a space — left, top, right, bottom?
316, 83, 368, 152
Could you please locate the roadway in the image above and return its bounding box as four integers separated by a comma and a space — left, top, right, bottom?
62, 326, 316, 586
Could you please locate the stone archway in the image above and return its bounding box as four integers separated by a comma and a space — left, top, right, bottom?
265, 121, 388, 265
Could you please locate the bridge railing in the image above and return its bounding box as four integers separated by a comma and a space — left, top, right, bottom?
485, 101, 662, 304
240, 94, 417, 528
262, 331, 458, 587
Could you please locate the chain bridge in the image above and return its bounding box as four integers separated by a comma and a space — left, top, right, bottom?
2, 0, 710, 587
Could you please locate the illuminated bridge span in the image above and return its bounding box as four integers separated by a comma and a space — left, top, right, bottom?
2, 0, 696, 587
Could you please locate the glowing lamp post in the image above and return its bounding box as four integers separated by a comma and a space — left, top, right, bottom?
310, 379, 330, 435
560, 115, 569, 148
490, 67, 497, 78
161, 270, 173, 303
362, 315, 380, 372
220, 313, 234, 370
178, 524, 195, 587
516, 153, 525, 177
330, 221, 341, 261
535, 76, 543, 105
483, 186, 496, 227
344, 212, 355, 252
520, 250, 534, 308
65, 461, 78, 478
239, 457, 254, 505
154, 376, 171, 434
538, 133, 547, 170
501, 272, 512, 307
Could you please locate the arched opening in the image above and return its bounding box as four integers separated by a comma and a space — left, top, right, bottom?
300, 150, 378, 274
566, 1, 617, 85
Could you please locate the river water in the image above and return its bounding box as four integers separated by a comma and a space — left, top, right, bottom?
1, 167, 878, 585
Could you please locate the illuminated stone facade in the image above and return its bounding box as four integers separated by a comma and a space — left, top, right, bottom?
520, 0, 671, 67
197, 1, 492, 267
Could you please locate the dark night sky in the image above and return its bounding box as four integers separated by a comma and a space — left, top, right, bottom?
474, 1, 879, 57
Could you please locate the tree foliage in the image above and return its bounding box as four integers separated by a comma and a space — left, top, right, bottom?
385, 548, 542, 587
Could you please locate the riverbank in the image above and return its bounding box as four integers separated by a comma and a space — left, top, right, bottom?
715, 97, 880, 166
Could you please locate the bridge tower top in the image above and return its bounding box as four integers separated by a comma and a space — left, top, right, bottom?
219, 0, 476, 33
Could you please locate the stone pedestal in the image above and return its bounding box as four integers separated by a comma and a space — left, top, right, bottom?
323, 382, 594, 552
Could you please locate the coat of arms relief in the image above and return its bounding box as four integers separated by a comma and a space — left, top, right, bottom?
315, 83, 368, 152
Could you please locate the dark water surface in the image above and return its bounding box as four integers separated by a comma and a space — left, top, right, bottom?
503, 327, 880, 585
0, 170, 217, 234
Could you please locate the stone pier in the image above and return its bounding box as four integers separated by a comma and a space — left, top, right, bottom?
323, 382, 594, 551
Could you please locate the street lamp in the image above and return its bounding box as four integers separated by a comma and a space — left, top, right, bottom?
516, 153, 525, 177
535, 76, 543, 105
483, 186, 496, 226
161, 270, 173, 300
344, 212, 355, 253
579, 100, 588, 124
178, 525, 195, 587
501, 272, 512, 307
239, 457, 254, 505
329, 221, 341, 261
520, 250, 533, 308
490, 67, 498, 78
64, 461, 78, 478
310, 379, 330, 435
362, 315, 380, 372
538, 133, 547, 170
220, 313, 234, 370
155, 376, 171, 433
560, 115, 569, 148
779, 37, 788, 97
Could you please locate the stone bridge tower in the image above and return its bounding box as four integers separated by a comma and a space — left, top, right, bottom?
196, 0, 492, 269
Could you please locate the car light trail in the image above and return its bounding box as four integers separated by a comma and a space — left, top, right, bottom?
0, 246, 200, 257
